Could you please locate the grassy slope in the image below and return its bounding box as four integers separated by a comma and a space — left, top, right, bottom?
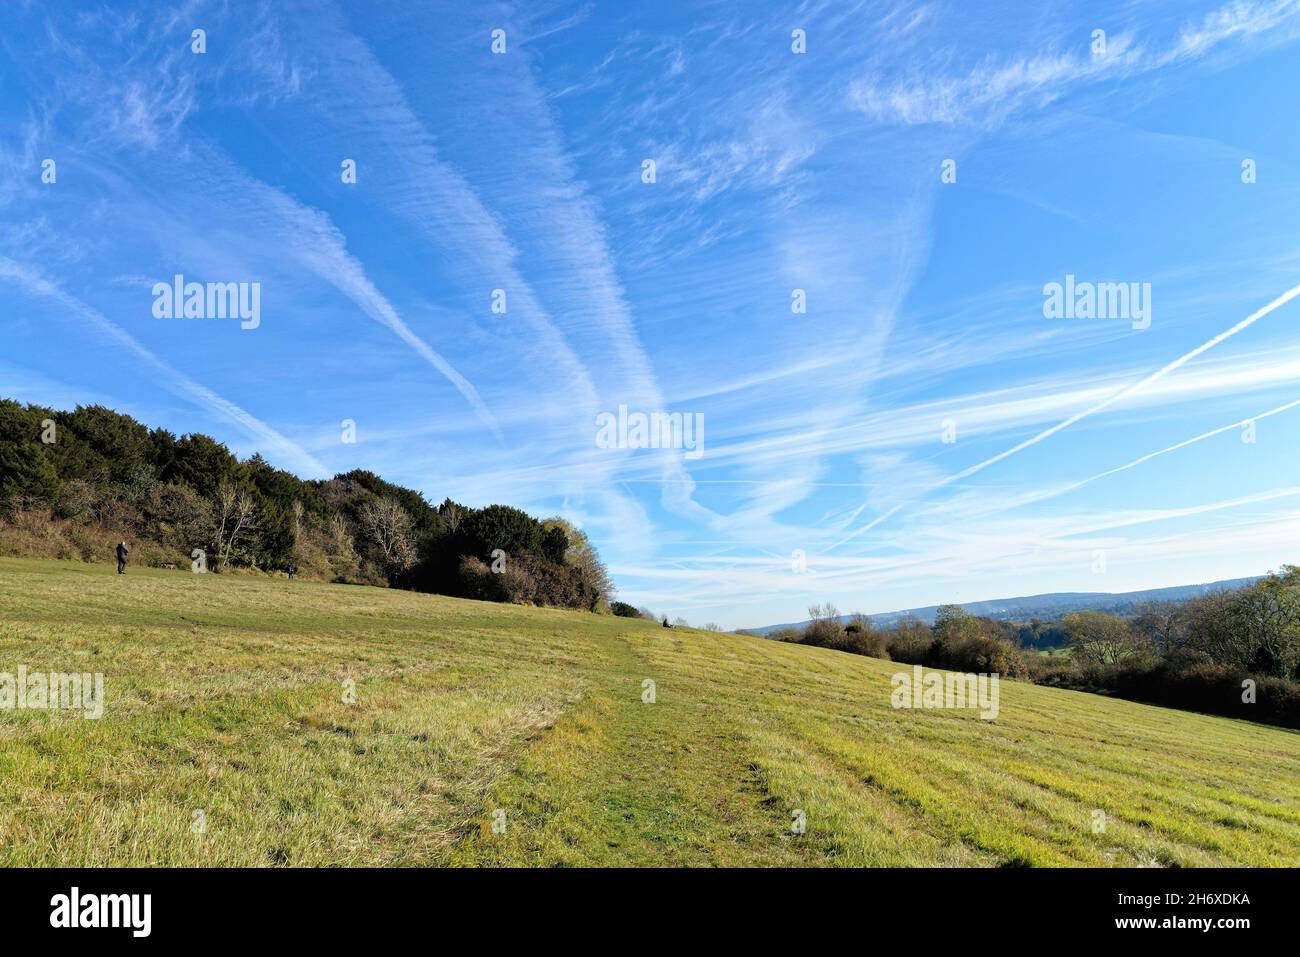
1, 557, 1297, 867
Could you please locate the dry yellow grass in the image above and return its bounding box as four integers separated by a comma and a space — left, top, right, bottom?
1, 557, 1297, 866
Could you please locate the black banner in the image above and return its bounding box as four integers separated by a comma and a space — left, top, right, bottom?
0, 867, 1283, 942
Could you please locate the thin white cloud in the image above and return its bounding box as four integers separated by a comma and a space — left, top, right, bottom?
0, 255, 330, 477
240, 180, 503, 441
937, 282, 1300, 486
827, 280, 1300, 549
849, 0, 1300, 126
999, 395, 1300, 512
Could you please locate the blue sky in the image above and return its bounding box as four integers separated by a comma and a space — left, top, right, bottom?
3, 0, 1300, 629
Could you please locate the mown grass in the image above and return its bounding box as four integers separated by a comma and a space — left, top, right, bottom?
1, 556, 1297, 866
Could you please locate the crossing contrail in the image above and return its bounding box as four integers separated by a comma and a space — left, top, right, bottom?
937, 281, 1300, 488
1020, 395, 1300, 506
828, 280, 1300, 551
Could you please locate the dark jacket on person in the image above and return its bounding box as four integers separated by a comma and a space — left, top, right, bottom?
115, 543, 128, 561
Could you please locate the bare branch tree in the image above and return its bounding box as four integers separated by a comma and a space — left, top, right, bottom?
214, 483, 257, 569
439, 499, 464, 533
359, 496, 416, 573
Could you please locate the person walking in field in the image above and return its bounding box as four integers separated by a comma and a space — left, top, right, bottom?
287, 562, 297, 581
115, 541, 128, 575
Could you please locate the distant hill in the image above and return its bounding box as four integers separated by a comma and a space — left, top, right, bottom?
749, 576, 1261, 635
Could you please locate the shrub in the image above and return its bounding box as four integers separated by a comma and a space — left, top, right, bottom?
935, 633, 1029, 678
1255, 675, 1300, 727
883, 617, 933, 664
456, 552, 594, 609
1024, 651, 1074, 685
801, 603, 844, 648
844, 627, 890, 659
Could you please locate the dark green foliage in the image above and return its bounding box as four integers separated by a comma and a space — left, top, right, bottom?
611, 601, 641, 618
164, 434, 238, 498
62, 405, 153, 484
0, 398, 612, 614
540, 524, 568, 564
460, 504, 541, 561
0, 400, 59, 512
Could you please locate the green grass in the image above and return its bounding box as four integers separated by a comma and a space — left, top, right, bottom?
1, 556, 1298, 867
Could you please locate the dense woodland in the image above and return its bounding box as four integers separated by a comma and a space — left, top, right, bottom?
0, 399, 613, 612
775, 579, 1300, 729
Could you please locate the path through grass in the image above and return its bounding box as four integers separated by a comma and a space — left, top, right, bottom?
1, 558, 1297, 866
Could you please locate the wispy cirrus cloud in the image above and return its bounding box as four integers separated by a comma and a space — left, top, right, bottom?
848, 0, 1300, 127
3, 7, 504, 445
0, 256, 329, 477
5, 0, 1300, 628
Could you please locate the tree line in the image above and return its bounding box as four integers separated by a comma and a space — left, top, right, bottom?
0, 399, 612, 612
775, 573, 1300, 729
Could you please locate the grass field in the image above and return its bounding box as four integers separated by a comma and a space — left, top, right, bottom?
1, 556, 1298, 867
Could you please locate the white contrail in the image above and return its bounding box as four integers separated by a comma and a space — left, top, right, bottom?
1024, 395, 1300, 505
904, 393, 1300, 525
830, 280, 1300, 550
303, 239, 504, 443
1064, 485, 1300, 536
939, 281, 1300, 488
0, 257, 330, 478
225, 172, 504, 443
